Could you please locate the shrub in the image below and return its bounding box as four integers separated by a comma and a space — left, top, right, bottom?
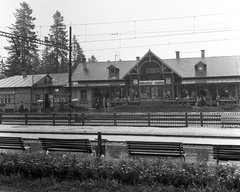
222, 104, 238, 111
1, 153, 240, 190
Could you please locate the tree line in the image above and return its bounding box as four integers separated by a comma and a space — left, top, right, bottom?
3, 2, 97, 77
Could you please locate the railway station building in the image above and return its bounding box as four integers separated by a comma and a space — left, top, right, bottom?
71, 50, 240, 109
0, 49, 239, 111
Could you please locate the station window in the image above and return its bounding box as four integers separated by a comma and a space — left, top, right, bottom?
0, 94, 14, 104
34, 95, 40, 103
80, 90, 87, 101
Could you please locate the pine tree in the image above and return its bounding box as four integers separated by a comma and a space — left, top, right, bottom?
43, 11, 68, 73
72, 35, 85, 72
88, 55, 97, 62
0, 58, 5, 79
4, 2, 39, 77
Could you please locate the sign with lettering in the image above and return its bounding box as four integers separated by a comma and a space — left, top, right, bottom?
139, 80, 165, 85
152, 80, 164, 85
139, 80, 152, 85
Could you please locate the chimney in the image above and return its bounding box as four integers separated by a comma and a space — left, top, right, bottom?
22, 69, 27, 78
201, 50, 205, 58
136, 56, 140, 61
82, 57, 87, 70
176, 51, 180, 59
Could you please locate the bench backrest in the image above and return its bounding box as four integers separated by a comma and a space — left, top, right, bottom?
213, 145, 240, 164
39, 138, 93, 153
126, 141, 185, 160
0, 137, 25, 151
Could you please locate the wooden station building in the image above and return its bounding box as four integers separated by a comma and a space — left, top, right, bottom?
71, 50, 240, 108
0, 49, 239, 111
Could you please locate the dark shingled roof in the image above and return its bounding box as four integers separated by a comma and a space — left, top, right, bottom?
72, 54, 240, 81
1, 53, 240, 87
165, 55, 240, 78
49, 73, 68, 86
72, 60, 138, 81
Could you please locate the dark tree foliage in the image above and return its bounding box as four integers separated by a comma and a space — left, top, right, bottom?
88, 55, 97, 62
42, 11, 68, 74
72, 35, 85, 72
4, 2, 40, 77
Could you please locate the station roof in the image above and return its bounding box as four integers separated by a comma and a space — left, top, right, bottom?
165, 55, 240, 78
0, 73, 69, 88
49, 73, 68, 86
0, 74, 48, 88
72, 51, 240, 82
72, 60, 137, 81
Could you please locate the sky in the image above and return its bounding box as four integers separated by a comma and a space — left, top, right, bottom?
0, 0, 240, 62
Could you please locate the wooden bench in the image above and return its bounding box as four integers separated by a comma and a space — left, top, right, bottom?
39, 138, 93, 154
0, 137, 31, 153
213, 145, 240, 164
126, 141, 185, 161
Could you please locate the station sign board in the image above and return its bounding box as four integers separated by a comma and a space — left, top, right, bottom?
139, 80, 165, 85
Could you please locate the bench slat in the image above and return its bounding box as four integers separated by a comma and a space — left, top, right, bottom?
0, 137, 31, 152
126, 141, 185, 160
213, 145, 240, 164
39, 138, 93, 154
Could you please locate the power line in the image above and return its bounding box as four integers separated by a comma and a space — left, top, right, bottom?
84, 37, 240, 52
76, 21, 232, 38
0, 11, 234, 29
0, 30, 61, 48
79, 28, 240, 43
70, 12, 235, 26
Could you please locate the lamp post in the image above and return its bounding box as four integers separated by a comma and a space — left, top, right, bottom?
68, 26, 72, 123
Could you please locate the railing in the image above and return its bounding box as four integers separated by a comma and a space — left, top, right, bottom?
0, 112, 226, 127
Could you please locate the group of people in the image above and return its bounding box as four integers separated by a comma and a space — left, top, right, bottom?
95, 97, 111, 109
196, 95, 208, 107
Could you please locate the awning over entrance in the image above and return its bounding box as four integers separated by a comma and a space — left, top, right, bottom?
72, 81, 126, 87
182, 78, 240, 84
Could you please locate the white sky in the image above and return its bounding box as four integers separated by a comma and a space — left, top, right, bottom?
0, 0, 240, 61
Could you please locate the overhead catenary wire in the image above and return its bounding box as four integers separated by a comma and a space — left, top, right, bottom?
75, 22, 234, 38
70, 12, 237, 26
78, 28, 240, 43
0, 11, 239, 58
0, 11, 235, 30
83, 37, 240, 52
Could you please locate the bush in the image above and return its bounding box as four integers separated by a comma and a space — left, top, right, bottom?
1, 153, 240, 190
222, 104, 239, 111
114, 104, 193, 112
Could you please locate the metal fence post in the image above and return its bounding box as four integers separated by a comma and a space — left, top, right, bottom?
148, 112, 150, 126
185, 112, 188, 127
53, 112, 55, 125
200, 112, 203, 126
82, 112, 85, 126
97, 132, 103, 157
25, 112, 28, 125
114, 112, 117, 126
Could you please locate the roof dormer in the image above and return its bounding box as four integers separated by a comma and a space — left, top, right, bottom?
107, 65, 119, 80
195, 61, 207, 77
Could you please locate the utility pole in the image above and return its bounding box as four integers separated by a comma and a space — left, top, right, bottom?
68, 26, 72, 123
